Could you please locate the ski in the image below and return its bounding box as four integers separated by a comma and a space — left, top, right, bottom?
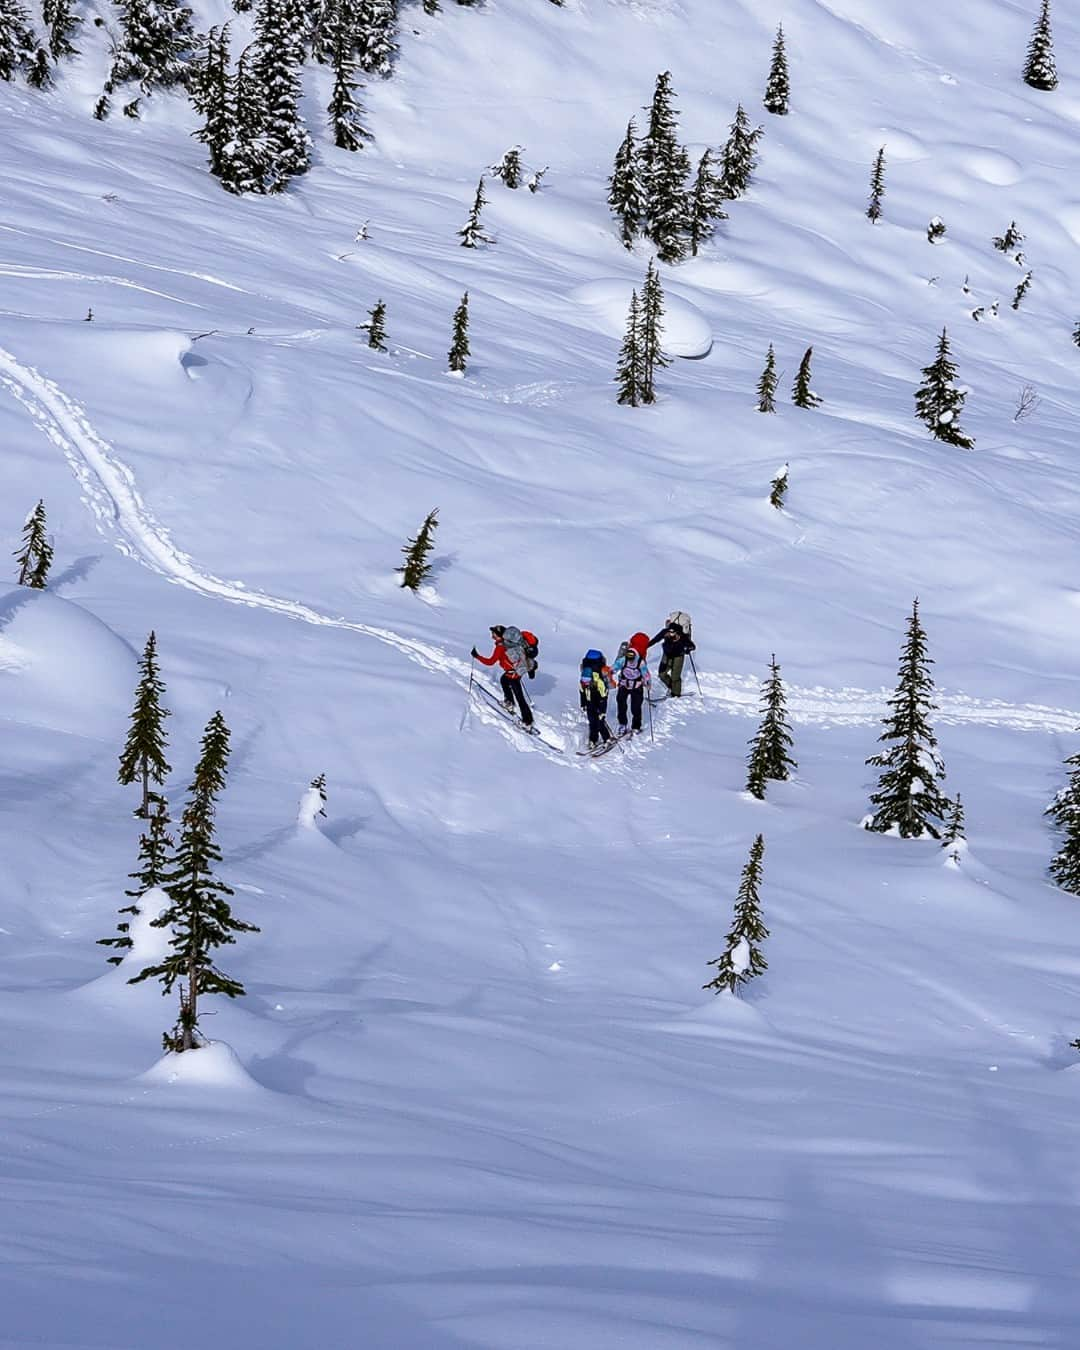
471, 683, 563, 752
576, 728, 632, 758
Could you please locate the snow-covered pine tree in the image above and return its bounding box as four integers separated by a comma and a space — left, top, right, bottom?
1073, 319, 1080, 348
703, 834, 768, 995
720, 102, 763, 199
615, 288, 644, 407
927, 216, 946, 244
458, 176, 492, 247
866, 146, 886, 222
864, 598, 950, 839
365, 299, 388, 350
109, 0, 195, 91
607, 118, 643, 251
25, 43, 50, 85
1023, 0, 1057, 91
98, 792, 173, 964
941, 793, 966, 858
309, 772, 327, 812
639, 71, 690, 264
1011, 270, 1033, 310
769, 462, 788, 509
1047, 751, 1080, 893
192, 26, 234, 181
639, 257, 669, 405
93, 91, 111, 119
490, 145, 522, 188
992, 220, 1023, 254
448, 291, 470, 373
255, 0, 311, 192
915, 328, 974, 448
14, 499, 52, 588
686, 149, 727, 257
763, 23, 789, 115
791, 345, 820, 408
328, 13, 370, 151
118, 631, 172, 818
745, 656, 797, 799
526, 165, 547, 193
397, 507, 439, 590
0, 0, 38, 80
757, 344, 778, 413
128, 711, 258, 1053
355, 0, 397, 77
228, 44, 271, 194
43, 0, 78, 59
422, 0, 438, 11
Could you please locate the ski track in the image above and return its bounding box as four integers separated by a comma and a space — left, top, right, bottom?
1, 344, 1077, 761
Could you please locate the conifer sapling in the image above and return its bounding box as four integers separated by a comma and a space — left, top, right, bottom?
615, 289, 644, 408
397, 508, 439, 591
1046, 750, 1080, 893
866, 146, 886, 223
448, 291, 470, 373
757, 344, 778, 413
1022, 0, 1057, 91
98, 792, 173, 964
118, 631, 172, 818
791, 346, 820, 408
458, 176, 492, 248
364, 299, 388, 351
763, 24, 789, 115
992, 221, 1023, 254
14, 499, 52, 588
1011, 270, 1033, 311
915, 328, 974, 448
745, 656, 796, 798
769, 463, 788, 510
490, 146, 522, 188
927, 217, 946, 244
941, 793, 966, 861
704, 834, 769, 995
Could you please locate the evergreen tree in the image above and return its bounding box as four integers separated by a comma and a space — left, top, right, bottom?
769, 462, 788, 509
364, 299, 387, 350
927, 216, 946, 244
607, 118, 643, 251
1022, 0, 1057, 91
228, 44, 271, 194
309, 772, 327, 813
757, 344, 778, 413
93, 91, 111, 119
490, 145, 522, 188
941, 793, 966, 856
98, 792, 173, 964
43, 0, 78, 59
397, 507, 439, 590
118, 631, 172, 819
1073, 318, 1080, 349
791, 345, 820, 408
0, 0, 38, 80
447, 291, 470, 373
864, 598, 950, 840
720, 102, 763, 199
192, 26, 234, 181
458, 176, 492, 247
615, 288, 644, 407
745, 656, 796, 799
128, 711, 258, 1053
703, 834, 768, 995
110, 0, 195, 91
686, 148, 727, 257
25, 42, 49, 86
1011, 270, 1033, 310
14, 499, 52, 588
992, 220, 1023, 254
1048, 751, 1080, 893
355, 0, 397, 77
763, 23, 789, 115
915, 328, 974, 448
328, 14, 370, 151
255, 0, 311, 192
866, 145, 886, 222
639, 71, 690, 264
639, 257, 669, 404
422, 0, 438, 11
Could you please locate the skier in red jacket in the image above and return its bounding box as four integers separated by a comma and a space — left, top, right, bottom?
471, 625, 534, 727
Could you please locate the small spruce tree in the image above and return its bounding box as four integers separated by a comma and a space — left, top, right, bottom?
1047, 751, 1080, 893
864, 598, 950, 839
607, 118, 643, 251
720, 102, 763, 199
364, 299, 388, 351
941, 793, 966, 859
490, 146, 522, 188
639, 257, 669, 405
448, 291, 470, 373
769, 463, 788, 509
791, 346, 820, 408
703, 834, 769, 995
686, 148, 727, 257
927, 216, 946, 244
458, 176, 492, 248
98, 792, 173, 964
992, 221, 1023, 254
745, 656, 797, 799
757, 344, 778, 413
397, 508, 439, 590
915, 328, 973, 448
615, 288, 644, 407
866, 146, 886, 222
128, 711, 257, 1052
1022, 0, 1057, 91
14, 499, 52, 588
118, 631, 172, 818
309, 772, 327, 814
1011, 270, 1033, 311
763, 23, 789, 115
1073, 319, 1080, 349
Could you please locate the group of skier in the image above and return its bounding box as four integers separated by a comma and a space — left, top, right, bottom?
470, 613, 696, 754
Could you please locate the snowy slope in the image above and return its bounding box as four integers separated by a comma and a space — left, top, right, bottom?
5, 1, 1080, 1346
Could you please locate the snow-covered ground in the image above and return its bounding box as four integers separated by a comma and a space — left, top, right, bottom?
5, 1, 1080, 1345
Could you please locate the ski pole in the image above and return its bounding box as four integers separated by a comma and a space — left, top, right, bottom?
689, 652, 703, 697
646, 686, 654, 743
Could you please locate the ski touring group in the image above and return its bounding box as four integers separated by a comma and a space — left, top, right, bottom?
469, 613, 697, 757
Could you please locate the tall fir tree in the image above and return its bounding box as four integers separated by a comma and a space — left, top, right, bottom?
639, 71, 690, 264
915, 328, 974, 448
109, 0, 195, 90
704, 834, 769, 995
607, 118, 643, 251
397, 507, 439, 590
745, 656, 797, 799
615, 288, 644, 407
763, 23, 789, 115
328, 13, 370, 151
1047, 751, 1080, 893
866, 146, 886, 222
864, 599, 950, 840
98, 792, 173, 964
447, 291, 470, 373
757, 344, 778, 413
720, 102, 763, 199
458, 176, 492, 247
364, 299, 387, 350
228, 44, 271, 194
255, 0, 311, 192
43, 0, 78, 59
1022, 0, 1057, 91
118, 631, 172, 818
791, 345, 820, 408
640, 257, 669, 404
128, 711, 258, 1052
355, 0, 397, 76
192, 25, 234, 181
686, 148, 727, 257
0, 0, 38, 80
14, 499, 52, 588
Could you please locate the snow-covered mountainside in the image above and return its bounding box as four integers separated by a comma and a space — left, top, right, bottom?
5, 1, 1080, 1345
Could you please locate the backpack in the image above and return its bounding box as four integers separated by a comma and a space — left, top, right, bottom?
501, 626, 528, 677
667, 610, 692, 637
617, 649, 647, 688
581, 649, 609, 694
520, 628, 539, 676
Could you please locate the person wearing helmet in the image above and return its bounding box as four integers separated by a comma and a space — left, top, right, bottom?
579, 649, 615, 750
471, 625, 534, 727
612, 631, 652, 734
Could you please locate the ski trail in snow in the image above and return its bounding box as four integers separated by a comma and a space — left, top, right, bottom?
1, 344, 1077, 749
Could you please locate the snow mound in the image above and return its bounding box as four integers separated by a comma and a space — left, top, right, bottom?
0, 589, 134, 738
570, 279, 713, 358
140, 1040, 264, 1093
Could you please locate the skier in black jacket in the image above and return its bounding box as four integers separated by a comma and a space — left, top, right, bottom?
648, 620, 695, 698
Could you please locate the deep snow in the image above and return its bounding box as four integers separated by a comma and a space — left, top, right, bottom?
4, 1, 1080, 1346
